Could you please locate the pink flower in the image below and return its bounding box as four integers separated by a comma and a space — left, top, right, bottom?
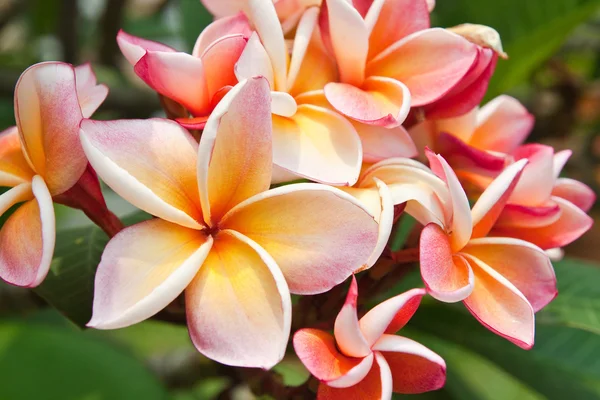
419, 151, 557, 348
80, 78, 380, 368
294, 276, 446, 399
0, 62, 107, 287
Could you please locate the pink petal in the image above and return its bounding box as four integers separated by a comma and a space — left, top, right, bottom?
201, 0, 245, 18
193, 12, 251, 57
470, 159, 528, 238
15, 62, 85, 195
355, 122, 417, 163
197, 77, 272, 225
220, 184, 379, 294
294, 328, 373, 385
366, 0, 430, 59
317, 352, 387, 399
88, 219, 212, 329
322, 0, 369, 86
201, 34, 247, 101
186, 230, 291, 369
287, 6, 319, 90
470, 95, 534, 154
373, 335, 446, 394
367, 28, 478, 107
234, 32, 275, 88
0, 126, 34, 187
492, 196, 593, 250
74, 63, 108, 118
80, 118, 203, 228
463, 237, 556, 312
420, 223, 474, 302
509, 144, 555, 206
134, 51, 210, 116
334, 276, 371, 358
116, 30, 176, 66
552, 178, 595, 212
436, 132, 507, 177
272, 105, 362, 186
425, 151, 472, 250
359, 288, 426, 346
494, 202, 561, 229
553, 149, 572, 179
0, 176, 54, 287
462, 255, 535, 349
324, 77, 411, 127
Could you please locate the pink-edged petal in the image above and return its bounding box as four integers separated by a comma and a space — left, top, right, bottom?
294, 328, 373, 385
367, 28, 478, 107
463, 238, 556, 312
74, 63, 109, 118
359, 288, 426, 346
201, 34, 247, 100
88, 219, 212, 329
492, 196, 593, 250
470, 95, 534, 154
462, 254, 535, 349
15, 62, 85, 195
373, 335, 446, 394
334, 276, 371, 358
324, 77, 411, 127
193, 12, 251, 57
552, 149, 572, 179
553, 178, 595, 212
425, 151, 472, 250
420, 223, 474, 302
509, 144, 555, 206
116, 29, 176, 66
471, 159, 528, 238
322, 0, 368, 86
317, 352, 385, 399
234, 32, 274, 88
246, 0, 288, 91
220, 184, 379, 294
80, 118, 203, 229
134, 51, 210, 116
494, 202, 561, 229
366, 0, 430, 59
436, 132, 506, 177
432, 107, 479, 145
424, 49, 496, 120
197, 77, 272, 225
186, 230, 291, 369
201, 0, 245, 18
272, 104, 362, 185
0, 127, 34, 187
287, 6, 319, 90
355, 122, 417, 163
0, 176, 54, 287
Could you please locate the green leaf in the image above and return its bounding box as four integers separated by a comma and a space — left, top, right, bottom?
433, 0, 600, 97
35, 210, 151, 327
273, 356, 311, 387
390, 214, 416, 252
0, 317, 167, 400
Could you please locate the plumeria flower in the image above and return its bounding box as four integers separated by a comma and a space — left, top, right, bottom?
419, 151, 557, 348
116, 23, 248, 128
0, 62, 106, 287
80, 77, 379, 368
294, 276, 446, 399
319, 0, 478, 127
491, 144, 595, 250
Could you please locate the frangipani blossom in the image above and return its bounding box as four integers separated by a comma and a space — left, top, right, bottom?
0, 62, 105, 287
80, 78, 379, 368
491, 145, 595, 250
116, 24, 249, 128
294, 276, 446, 399
320, 0, 478, 127
419, 151, 557, 348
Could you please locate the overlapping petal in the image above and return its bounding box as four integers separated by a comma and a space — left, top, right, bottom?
317, 352, 386, 399
186, 230, 291, 369
74, 63, 109, 118
354, 122, 417, 163
117, 30, 176, 65
0, 127, 34, 187
552, 178, 596, 212
334, 276, 371, 357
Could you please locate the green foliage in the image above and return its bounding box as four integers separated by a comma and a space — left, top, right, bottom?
179, 0, 214, 52
433, 0, 600, 98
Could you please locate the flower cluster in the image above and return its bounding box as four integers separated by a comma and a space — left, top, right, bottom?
0, 0, 595, 399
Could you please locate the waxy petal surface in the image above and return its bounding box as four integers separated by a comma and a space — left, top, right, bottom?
220, 184, 379, 294
186, 230, 291, 369
317, 352, 385, 399
234, 33, 275, 88
552, 178, 595, 212
80, 119, 203, 229
510, 144, 555, 206
334, 276, 371, 358
354, 122, 417, 163
88, 219, 212, 329
74, 63, 109, 118
201, 34, 247, 101
193, 13, 251, 57
0, 127, 34, 187
117, 30, 175, 65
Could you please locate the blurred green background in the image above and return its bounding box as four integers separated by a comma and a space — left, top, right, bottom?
0, 0, 600, 399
